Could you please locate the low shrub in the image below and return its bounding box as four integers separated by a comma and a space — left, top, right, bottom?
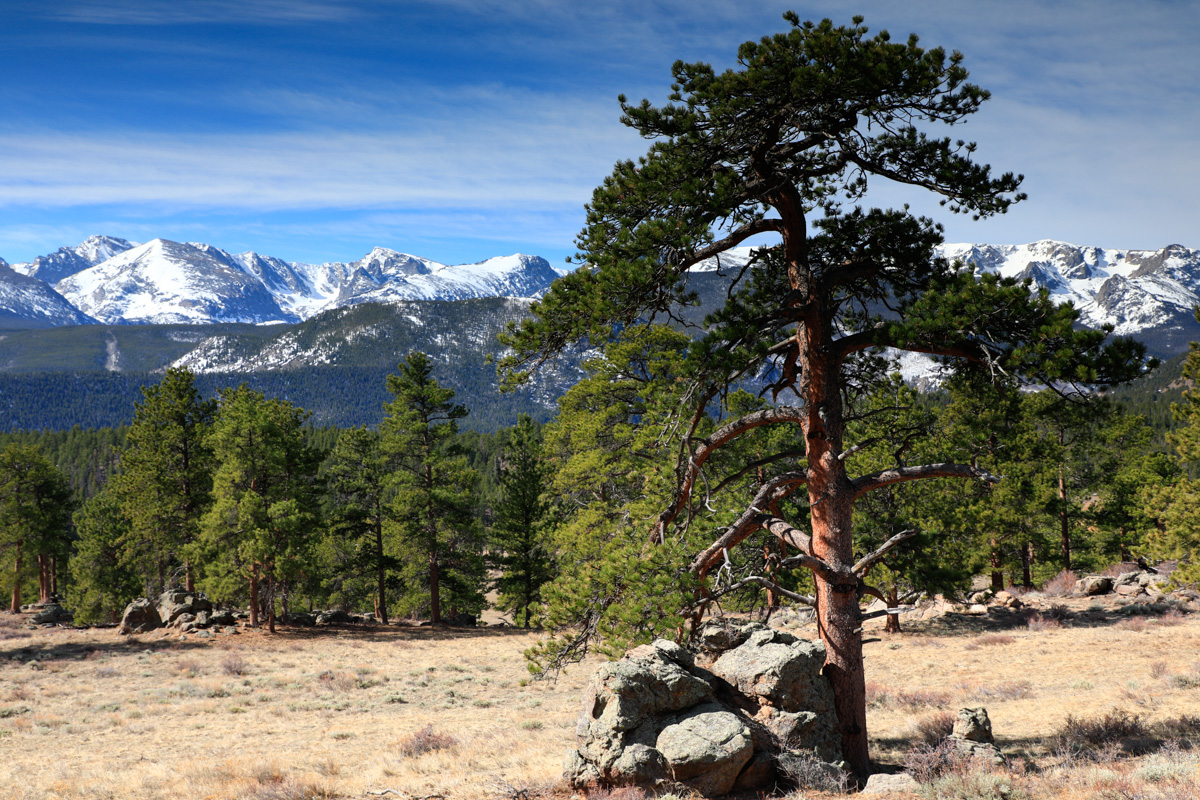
914, 710, 956, 746
398, 724, 457, 757
1041, 570, 1078, 598
1026, 613, 1062, 632
1050, 709, 1147, 758
777, 749, 849, 793
222, 653, 249, 676
903, 740, 972, 784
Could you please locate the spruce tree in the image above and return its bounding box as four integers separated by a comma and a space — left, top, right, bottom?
67, 489, 140, 624
0, 444, 73, 612
324, 426, 397, 622
113, 367, 216, 594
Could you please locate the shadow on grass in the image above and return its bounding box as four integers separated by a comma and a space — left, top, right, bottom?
0, 617, 538, 664
900, 600, 1187, 639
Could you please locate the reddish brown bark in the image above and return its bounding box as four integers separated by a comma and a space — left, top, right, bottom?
248, 568, 260, 629
10, 543, 22, 613
884, 586, 901, 635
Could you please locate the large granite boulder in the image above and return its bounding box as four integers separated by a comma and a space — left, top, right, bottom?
118, 598, 162, 634
656, 707, 754, 796
1075, 575, 1114, 596
30, 604, 73, 624
948, 707, 1004, 764
157, 590, 212, 626
564, 625, 841, 796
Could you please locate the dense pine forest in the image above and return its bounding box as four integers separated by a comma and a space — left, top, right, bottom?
1, 337, 1198, 637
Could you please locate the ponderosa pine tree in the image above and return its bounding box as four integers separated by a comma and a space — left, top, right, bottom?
196, 386, 321, 632
501, 15, 1149, 771
383, 352, 484, 624
0, 444, 73, 612
324, 426, 398, 622
67, 489, 140, 624
113, 367, 216, 594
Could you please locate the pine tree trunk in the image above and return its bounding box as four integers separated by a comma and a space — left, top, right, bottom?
267, 577, 276, 634
800, 313, 869, 776
37, 554, 49, 604
375, 513, 388, 624
249, 569, 259, 628
50, 556, 57, 597
185, 560, 195, 593
811, 491, 868, 776
1059, 469, 1071, 570
884, 585, 901, 634
989, 541, 1004, 590
1021, 541, 1033, 588
429, 549, 441, 624
10, 543, 22, 613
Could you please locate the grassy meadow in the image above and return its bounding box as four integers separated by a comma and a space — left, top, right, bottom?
3, 593, 1200, 799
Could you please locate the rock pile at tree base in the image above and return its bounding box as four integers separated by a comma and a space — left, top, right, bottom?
564, 621, 842, 796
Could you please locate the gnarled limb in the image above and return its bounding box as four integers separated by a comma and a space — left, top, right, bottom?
653, 407, 806, 542
704, 575, 816, 607
688, 471, 807, 575
851, 462, 1000, 499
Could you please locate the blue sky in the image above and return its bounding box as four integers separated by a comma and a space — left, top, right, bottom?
1, 0, 1197, 267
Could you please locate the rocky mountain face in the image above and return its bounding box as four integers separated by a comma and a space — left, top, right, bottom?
4, 236, 565, 327
937, 240, 1200, 356
10, 235, 137, 285
0, 260, 97, 329
2, 236, 1199, 357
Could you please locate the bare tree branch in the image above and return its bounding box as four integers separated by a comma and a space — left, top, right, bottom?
653, 407, 807, 542
688, 471, 807, 575
853, 529, 917, 575
851, 462, 1001, 500
704, 575, 816, 607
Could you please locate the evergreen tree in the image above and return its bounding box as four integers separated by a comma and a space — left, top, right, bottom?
324, 426, 398, 621
499, 15, 1149, 770
489, 414, 555, 628
112, 367, 216, 594
1142, 321, 1200, 583
66, 489, 140, 624
382, 352, 483, 624
196, 386, 321, 632
0, 444, 73, 612
849, 376, 972, 632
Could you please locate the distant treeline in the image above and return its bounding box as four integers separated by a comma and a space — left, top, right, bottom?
0, 365, 552, 433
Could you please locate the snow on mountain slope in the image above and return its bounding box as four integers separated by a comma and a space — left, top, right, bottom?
936, 240, 1200, 355
12, 235, 137, 285
346, 253, 561, 305
0, 261, 97, 329
55, 239, 293, 325
9, 234, 1200, 359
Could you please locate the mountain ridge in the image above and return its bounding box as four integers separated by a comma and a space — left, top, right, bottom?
3, 235, 1200, 358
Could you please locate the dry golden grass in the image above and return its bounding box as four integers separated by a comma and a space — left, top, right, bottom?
2, 594, 1200, 799
0, 624, 593, 800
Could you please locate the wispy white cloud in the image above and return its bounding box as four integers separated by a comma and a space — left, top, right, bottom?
47, 0, 359, 25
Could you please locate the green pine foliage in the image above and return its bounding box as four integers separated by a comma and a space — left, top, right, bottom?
382, 352, 485, 623
488, 415, 555, 628
195, 385, 323, 631
66, 489, 140, 624
0, 443, 74, 612
322, 426, 399, 621
110, 367, 216, 595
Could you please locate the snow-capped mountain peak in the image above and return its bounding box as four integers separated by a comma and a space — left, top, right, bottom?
11, 234, 138, 285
